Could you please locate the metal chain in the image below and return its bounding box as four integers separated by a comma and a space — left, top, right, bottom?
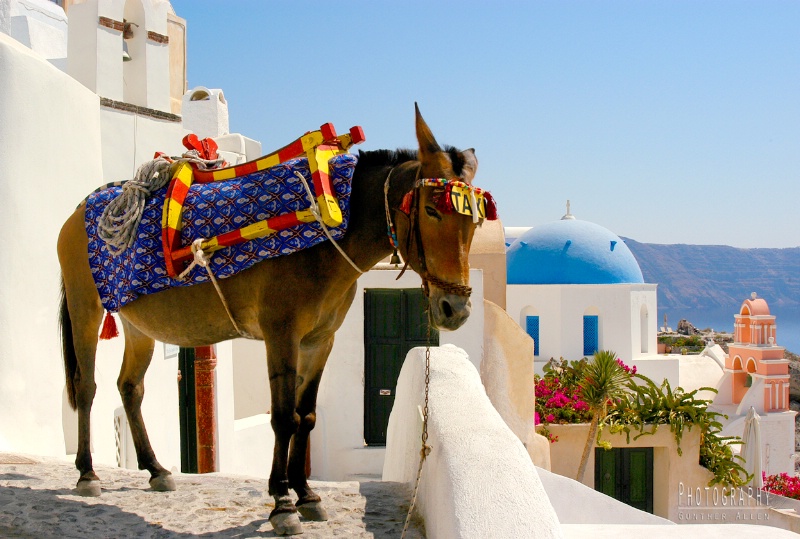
401, 308, 432, 538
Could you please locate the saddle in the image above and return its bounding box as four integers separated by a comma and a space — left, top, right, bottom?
86, 124, 364, 313
163, 124, 365, 277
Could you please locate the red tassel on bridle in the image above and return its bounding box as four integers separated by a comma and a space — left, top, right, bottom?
399, 191, 414, 214
483, 191, 498, 220
436, 183, 454, 213
99, 311, 119, 340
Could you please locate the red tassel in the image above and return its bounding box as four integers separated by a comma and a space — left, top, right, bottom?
437, 183, 454, 213
400, 191, 414, 214
99, 311, 119, 340
484, 192, 498, 220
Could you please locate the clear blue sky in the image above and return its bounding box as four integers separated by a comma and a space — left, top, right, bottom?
170, 1, 799, 249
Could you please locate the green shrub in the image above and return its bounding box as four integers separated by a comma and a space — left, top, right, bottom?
535, 355, 749, 487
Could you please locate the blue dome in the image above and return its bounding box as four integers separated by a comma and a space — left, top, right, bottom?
507, 218, 644, 285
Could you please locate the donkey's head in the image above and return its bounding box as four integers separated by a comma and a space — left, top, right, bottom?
393, 105, 496, 331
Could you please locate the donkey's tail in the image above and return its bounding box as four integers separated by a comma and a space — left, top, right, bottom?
60, 277, 78, 410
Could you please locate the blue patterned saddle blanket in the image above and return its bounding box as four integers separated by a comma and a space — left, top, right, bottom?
85, 154, 356, 312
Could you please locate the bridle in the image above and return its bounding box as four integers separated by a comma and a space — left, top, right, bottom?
384, 167, 478, 298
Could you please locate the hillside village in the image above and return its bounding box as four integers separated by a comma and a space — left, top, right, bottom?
1, 1, 799, 537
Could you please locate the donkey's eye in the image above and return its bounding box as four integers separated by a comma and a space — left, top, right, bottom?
425, 206, 442, 220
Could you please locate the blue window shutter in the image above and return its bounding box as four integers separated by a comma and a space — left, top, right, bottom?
584, 315, 599, 356
526, 316, 540, 356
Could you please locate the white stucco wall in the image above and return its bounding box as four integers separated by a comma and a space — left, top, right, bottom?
384, 345, 563, 539
0, 0, 68, 67
561, 523, 797, 538
480, 299, 543, 463
0, 32, 103, 455
99, 107, 187, 183
181, 86, 230, 139
507, 283, 658, 369
627, 355, 680, 387
721, 410, 797, 478
536, 466, 672, 525
677, 353, 725, 400
0, 16, 186, 473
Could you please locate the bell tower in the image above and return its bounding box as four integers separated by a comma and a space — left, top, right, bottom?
66, 0, 180, 113
725, 293, 790, 414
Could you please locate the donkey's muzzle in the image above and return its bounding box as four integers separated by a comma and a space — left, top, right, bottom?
429, 290, 471, 331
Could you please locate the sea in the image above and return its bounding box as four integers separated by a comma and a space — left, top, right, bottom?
658, 308, 800, 355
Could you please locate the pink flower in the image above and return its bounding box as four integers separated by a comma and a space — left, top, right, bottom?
573, 400, 590, 412
545, 393, 571, 408
545, 413, 556, 423
534, 412, 541, 425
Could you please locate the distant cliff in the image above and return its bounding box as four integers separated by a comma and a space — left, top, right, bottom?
623, 239, 800, 313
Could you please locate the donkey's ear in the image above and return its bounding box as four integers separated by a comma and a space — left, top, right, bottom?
415, 103, 453, 177
415, 103, 442, 158
459, 148, 478, 183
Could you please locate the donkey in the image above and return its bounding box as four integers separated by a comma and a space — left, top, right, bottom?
58, 105, 490, 535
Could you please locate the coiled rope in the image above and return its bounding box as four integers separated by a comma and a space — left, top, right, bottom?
97, 151, 223, 257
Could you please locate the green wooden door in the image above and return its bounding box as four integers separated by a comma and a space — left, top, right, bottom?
595, 447, 653, 513
364, 288, 438, 445
178, 347, 197, 473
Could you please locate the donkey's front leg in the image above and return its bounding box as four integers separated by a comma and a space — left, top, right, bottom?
265, 332, 303, 536
117, 319, 175, 492
288, 334, 335, 522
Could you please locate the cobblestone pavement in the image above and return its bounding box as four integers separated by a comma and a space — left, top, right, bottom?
0, 454, 424, 538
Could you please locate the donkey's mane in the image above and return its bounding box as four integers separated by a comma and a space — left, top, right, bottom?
357, 145, 469, 176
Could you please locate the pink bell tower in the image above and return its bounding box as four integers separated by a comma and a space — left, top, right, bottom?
725, 293, 790, 413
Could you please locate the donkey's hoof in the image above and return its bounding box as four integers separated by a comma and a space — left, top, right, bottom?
270, 512, 303, 536
149, 473, 176, 492
75, 479, 101, 497
297, 500, 329, 521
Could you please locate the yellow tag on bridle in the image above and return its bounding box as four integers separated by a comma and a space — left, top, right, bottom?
449, 184, 486, 220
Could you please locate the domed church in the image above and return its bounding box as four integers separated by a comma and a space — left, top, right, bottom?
505, 204, 667, 379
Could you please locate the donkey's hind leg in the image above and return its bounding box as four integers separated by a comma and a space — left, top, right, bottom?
58, 209, 105, 497
117, 318, 176, 492
69, 299, 103, 497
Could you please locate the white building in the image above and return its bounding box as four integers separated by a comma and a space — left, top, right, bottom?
0, 0, 260, 470
504, 210, 796, 479
504, 209, 669, 381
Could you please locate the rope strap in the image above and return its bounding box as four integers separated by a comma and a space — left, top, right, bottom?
292, 171, 365, 275
178, 238, 244, 337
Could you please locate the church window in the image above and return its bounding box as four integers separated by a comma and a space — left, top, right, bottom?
526, 316, 540, 356
584, 315, 599, 356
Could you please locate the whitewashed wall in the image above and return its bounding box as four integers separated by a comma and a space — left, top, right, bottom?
0, 0, 68, 68
0, 33, 102, 455
506, 283, 658, 370
384, 345, 563, 539
99, 109, 187, 183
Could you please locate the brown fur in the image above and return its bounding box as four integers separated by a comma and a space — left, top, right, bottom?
57, 106, 482, 531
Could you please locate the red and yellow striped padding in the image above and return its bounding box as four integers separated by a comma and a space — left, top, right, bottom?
162, 124, 365, 277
